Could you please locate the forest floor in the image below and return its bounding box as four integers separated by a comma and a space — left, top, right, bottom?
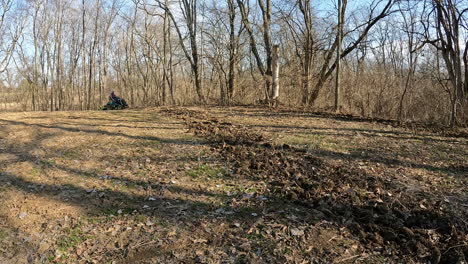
0, 106, 467, 264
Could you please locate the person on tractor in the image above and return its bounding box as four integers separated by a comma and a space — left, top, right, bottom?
101, 91, 128, 110
109, 91, 118, 103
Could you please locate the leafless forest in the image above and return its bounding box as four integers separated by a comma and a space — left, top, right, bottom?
0, 0, 467, 125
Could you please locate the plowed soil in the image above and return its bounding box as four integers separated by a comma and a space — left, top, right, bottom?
0, 107, 466, 264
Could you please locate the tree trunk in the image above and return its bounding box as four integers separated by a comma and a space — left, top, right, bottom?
334, 0, 343, 112
271, 45, 280, 101
162, 0, 170, 105
227, 0, 236, 103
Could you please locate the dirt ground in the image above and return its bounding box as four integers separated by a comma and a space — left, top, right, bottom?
0, 107, 466, 264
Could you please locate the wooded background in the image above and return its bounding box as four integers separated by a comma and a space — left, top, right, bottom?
0, 0, 466, 125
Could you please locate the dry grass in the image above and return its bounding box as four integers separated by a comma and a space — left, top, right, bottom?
0, 107, 466, 263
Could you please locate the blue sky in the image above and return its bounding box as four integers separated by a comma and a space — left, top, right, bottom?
312, 0, 373, 13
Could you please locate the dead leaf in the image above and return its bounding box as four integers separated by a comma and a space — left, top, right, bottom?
192, 238, 208, 244
290, 228, 304, 236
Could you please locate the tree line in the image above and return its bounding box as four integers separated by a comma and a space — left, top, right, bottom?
0, 0, 466, 125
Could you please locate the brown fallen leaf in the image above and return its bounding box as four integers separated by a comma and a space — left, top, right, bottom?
192, 238, 208, 244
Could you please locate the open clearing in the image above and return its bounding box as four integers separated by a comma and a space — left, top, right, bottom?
0, 107, 467, 264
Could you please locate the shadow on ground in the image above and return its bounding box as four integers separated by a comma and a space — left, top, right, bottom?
0, 109, 467, 263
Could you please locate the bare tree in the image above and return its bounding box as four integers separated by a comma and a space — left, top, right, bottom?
397, 1, 421, 120
335, 0, 344, 111
280, 0, 318, 105
162, 0, 173, 104
154, 0, 206, 103
237, 0, 275, 101
0, 0, 23, 74
227, 0, 239, 103
416, 0, 467, 126
308, 0, 395, 106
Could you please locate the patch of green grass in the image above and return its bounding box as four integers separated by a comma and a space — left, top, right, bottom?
320, 141, 349, 153
116, 180, 147, 192
182, 134, 205, 143
38, 159, 56, 168
127, 182, 140, 189
30, 167, 44, 176
144, 140, 162, 148
57, 253, 70, 263
135, 214, 147, 223
60, 149, 81, 160
135, 147, 146, 154
375, 255, 388, 262
220, 185, 235, 194
282, 247, 293, 255
300, 248, 309, 256
56, 224, 87, 256
86, 217, 100, 224
104, 208, 119, 216
186, 164, 227, 179
245, 186, 259, 193
287, 134, 323, 144
246, 232, 264, 240
191, 201, 211, 210
159, 220, 169, 228
135, 170, 148, 178
0, 229, 7, 242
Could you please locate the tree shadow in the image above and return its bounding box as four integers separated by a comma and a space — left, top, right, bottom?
44, 121, 179, 131
215, 106, 468, 137
302, 146, 468, 177
23, 115, 181, 126
0, 118, 204, 146
250, 124, 466, 144
0, 171, 231, 217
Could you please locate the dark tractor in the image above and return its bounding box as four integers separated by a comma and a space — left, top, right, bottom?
101, 91, 128, 110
